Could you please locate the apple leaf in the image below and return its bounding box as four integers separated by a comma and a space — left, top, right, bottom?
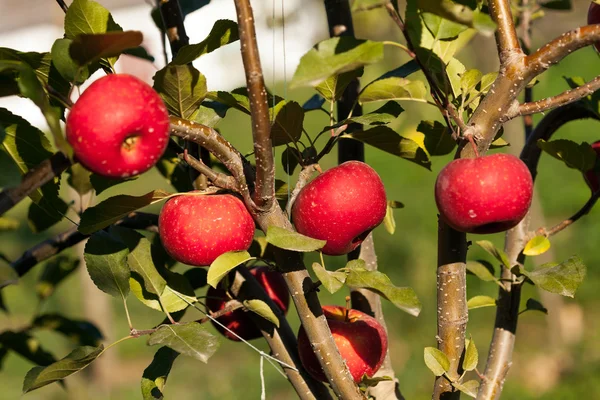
207, 251, 254, 288
89, 173, 138, 195
453, 380, 480, 398
265, 226, 327, 252
153, 64, 207, 119
35, 255, 80, 300
466, 260, 500, 285
172, 20, 239, 65
206, 89, 251, 114
315, 68, 364, 101
523, 235, 551, 256
359, 374, 393, 388
383, 202, 396, 235
83, 230, 131, 299
325, 101, 404, 132
0, 331, 56, 366
31, 314, 103, 347
311, 263, 346, 294
141, 347, 179, 400
0, 263, 18, 288
148, 322, 220, 363
423, 347, 450, 376
523, 298, 548, 315
345, 126, 431, 170
467, 295, 496, 310
78, 190, 172, 235
419, 120, 456, 156
281, 147, 302, 175
69, 31, 143, 65
243, 299, 280, 328
290, 37, 384, 88
65, 0, 122, 38
359, 77, 428, 104
271, 101, 304, 146
475, 240, 511, 268
521, 255, 586, 298
27, 184, 70, 234
67, 164, 93, 195
22, 345, 103, 393
422, 12, 468, 40
345, 268, 421, 316
51, 39, 90, 84
463, 337, 478, 371
537, 139, 596, 172
541, 0, 572, 10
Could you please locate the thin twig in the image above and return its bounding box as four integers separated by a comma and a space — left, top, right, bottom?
535, 191, 600, 238
54, 0, 68, 13
178, 152, 239, 192
200, 299, 244, 323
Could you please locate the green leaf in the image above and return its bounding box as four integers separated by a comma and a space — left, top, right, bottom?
416, 0, 496, 35
67, 163, 93, 195
523, 255, 586, 298
467, 295, 496, 309
524, 298, 548, 314
419, 120, 456, 156
423, 347, 450, 376
463, 336, 478, 371
83, 230, 131, 298
69, 31, 143, 65
359, 374, 393, 388
31, 314, 103, 347
172, 20, 239, 65
0, 331, 56, 366
0, 217, 19, 231
65, 0, 122, 38
359, 77, 428, 104
153, 64, 207, 119
315, 68, 364, 101
36, 255, 79, 300
475, 240, 510, 268
541, 0, 572, 10
193, 101, 227, 128
537, 139, 596, 172
311, 262, 346, 294
422, 12, 468, 40
89, 173, 137, 195
0, 263, 18, 288
207, 251, 254, 288
345, 268, 421, 316
290, 37, 384, 88
523, 235, 551, 256
22, 345, 103, 393
383, 202, 396, 235
271, 101, 304, 146
453, 380, 479, 398
345, 126, 431, 170
265, 226, 327, 252
466, 260, 499, 284
51, 39, 90, 84
281, 146, 301, 175
328, 101, 403, 130
141, 347, 179, 400
148, 322, 220, 363
79, 190, 171, 235
243, 299, 280, 327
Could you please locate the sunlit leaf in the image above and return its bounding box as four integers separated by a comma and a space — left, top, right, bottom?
207, 251, 254, 288
148, 322, 220, 363
467, 295, 496, 309
424, 347, 449, 376
523, 235, 551, 256
243, 299, 280, 327
311, 262, 346, 294
265, 226, 326, 252
172, 20, 239, 65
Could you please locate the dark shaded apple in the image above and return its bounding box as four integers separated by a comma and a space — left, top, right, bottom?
584, 140, 600, 193
291, 161, 387, 255
297, 305, 388, 383
159, 194, 255, 266
205, 266, 290, 341
435, 153, 533, 234
66, 74, 170, 178
588, 2, 600, 52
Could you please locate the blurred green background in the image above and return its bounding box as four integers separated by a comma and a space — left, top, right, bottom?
2, 1, 600, 399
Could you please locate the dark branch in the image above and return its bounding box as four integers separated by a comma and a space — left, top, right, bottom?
536, 191, 600, 238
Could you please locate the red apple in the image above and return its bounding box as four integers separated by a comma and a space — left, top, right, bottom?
291, 161, 387, 255
435, 153, 533, 234
297, 305, 388, 383
66, 74, 170, 178
588, 2, 600, 52
205, 266, 290, 341
584, 140, 600, 193
159, 193, 255, 266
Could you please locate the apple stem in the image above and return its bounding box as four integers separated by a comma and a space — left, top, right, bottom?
344, 296, 351, 322
466, 134, 480, 158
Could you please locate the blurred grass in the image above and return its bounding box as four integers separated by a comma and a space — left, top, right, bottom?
2, 5, 600, 400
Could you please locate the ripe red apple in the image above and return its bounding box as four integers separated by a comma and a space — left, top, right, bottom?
66, 74, 170, 178
584, 140, 600, 193
159, 194, 255, 266
435, 153, 533, 234
297, 305, 388, 383
205, 266, 290, 341
291, 161, 387, 255
588, 2, 600, 52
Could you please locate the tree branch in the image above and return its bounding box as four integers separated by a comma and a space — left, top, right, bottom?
535, 191, 600, 238
231, 267, 333, 400
488, 0, 521, 63
477, 101, 600, 400
177, 152, 239, 192
0, 152, 71, 216
506, 75, 600, 120
233, 0, 275, 210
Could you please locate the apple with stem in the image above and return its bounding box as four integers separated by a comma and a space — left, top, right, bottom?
584, 140, 600, 193
435, 153, 533, 234
291, 161, 387, 255
66, 74, 170, 178
159, 193, 255, 266
205, 266, 290, 341
297, 305, 388, 383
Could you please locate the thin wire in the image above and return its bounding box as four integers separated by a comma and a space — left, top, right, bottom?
260, 354, 266, 400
